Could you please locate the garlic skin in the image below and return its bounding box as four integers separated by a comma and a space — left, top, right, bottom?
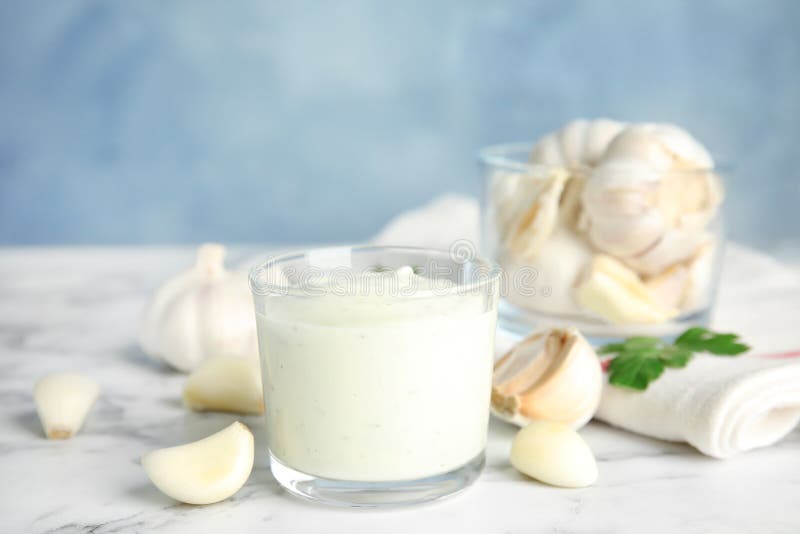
142, 422, 254, 505
139, 244, 258, 373
510, 420, 598, 488
581, 123, 722, 276
489, 168, 569, 262
34, 373, 99, 439
492, 327, 602, 429
602, 123, 713, 170
576, 254, 679, 324
497, 168, 570, 262
183, 357, 264, 415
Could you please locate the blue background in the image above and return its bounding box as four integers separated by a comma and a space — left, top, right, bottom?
1, 1, 798, 252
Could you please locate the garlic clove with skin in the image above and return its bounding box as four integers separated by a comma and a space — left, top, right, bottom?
139, 244, 258, 373
580, 159, 667, 258
510, 420, 598, 488
502, 227, 592, 315
575, 254, 679, 324
623, 230, 713, 277
643, 241, 716, 313
492, 328, 602, 429
643, 263, 689, 310
681, 242, 715, 312
580, 124, 721, 277
142, 422, 254, 505
603, 123, 713, 171
183, 357, 264, 415
34, 373, 99, 439
504, 168, 570, 261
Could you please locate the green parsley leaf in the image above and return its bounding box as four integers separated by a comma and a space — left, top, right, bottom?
607, 353, 665, 390
600, 327, 749, 391
659, 345, 693, 368
674, 327, 750, 355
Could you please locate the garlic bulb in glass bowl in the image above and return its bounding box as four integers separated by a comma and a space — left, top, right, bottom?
139, 244, 258, 372
479, 120, 724, 340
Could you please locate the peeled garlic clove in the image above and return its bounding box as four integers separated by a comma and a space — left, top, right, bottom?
142, 422, 254, 505
492, 327, 602, 429
184, 357, 264, 415
576, 254, 679, 324
34, 373, 99, 439
505, 168, 569, 261
139, 243, 258, 373
510, 420, 598, 488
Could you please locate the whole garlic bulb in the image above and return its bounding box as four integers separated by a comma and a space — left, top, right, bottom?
530, 118, 627, 168
492, 327, 602, 429
527, 119, 627, 231
139, 244, 258, 373
580, 123, 722, 276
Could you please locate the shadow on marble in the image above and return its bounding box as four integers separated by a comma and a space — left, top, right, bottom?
121, 344, 174, 375
488, 416, 519, 440
243, 467, 283, 497
585, 420, 701, 461
126, 482, 182, 508
159, 397, 184, 409
13, 409, 43, 438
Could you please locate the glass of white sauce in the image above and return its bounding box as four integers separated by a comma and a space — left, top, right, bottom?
249, 245, 500, 507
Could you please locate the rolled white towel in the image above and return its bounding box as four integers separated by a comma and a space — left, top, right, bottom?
595, 355, 800, 458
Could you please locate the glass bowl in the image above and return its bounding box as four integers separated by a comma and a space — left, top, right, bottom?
478, 143, 725, 342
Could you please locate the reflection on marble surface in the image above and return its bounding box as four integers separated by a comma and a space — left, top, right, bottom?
0, 246, 798, 533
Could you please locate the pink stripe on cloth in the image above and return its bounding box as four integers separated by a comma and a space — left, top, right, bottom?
761, 350, 800, 359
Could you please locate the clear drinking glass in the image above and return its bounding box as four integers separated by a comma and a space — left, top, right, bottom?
478, 143, 725, 342
249, 245, 500, 507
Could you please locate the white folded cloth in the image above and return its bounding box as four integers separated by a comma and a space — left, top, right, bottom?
596, 355, 800, 458
375, 193, 800, 458
372, 194, 480, 250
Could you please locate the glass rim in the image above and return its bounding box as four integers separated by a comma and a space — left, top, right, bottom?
477, 141, 728, 174
248, 244, 502, 297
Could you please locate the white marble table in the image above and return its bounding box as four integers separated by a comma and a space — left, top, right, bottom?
1, 246, 799, 534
